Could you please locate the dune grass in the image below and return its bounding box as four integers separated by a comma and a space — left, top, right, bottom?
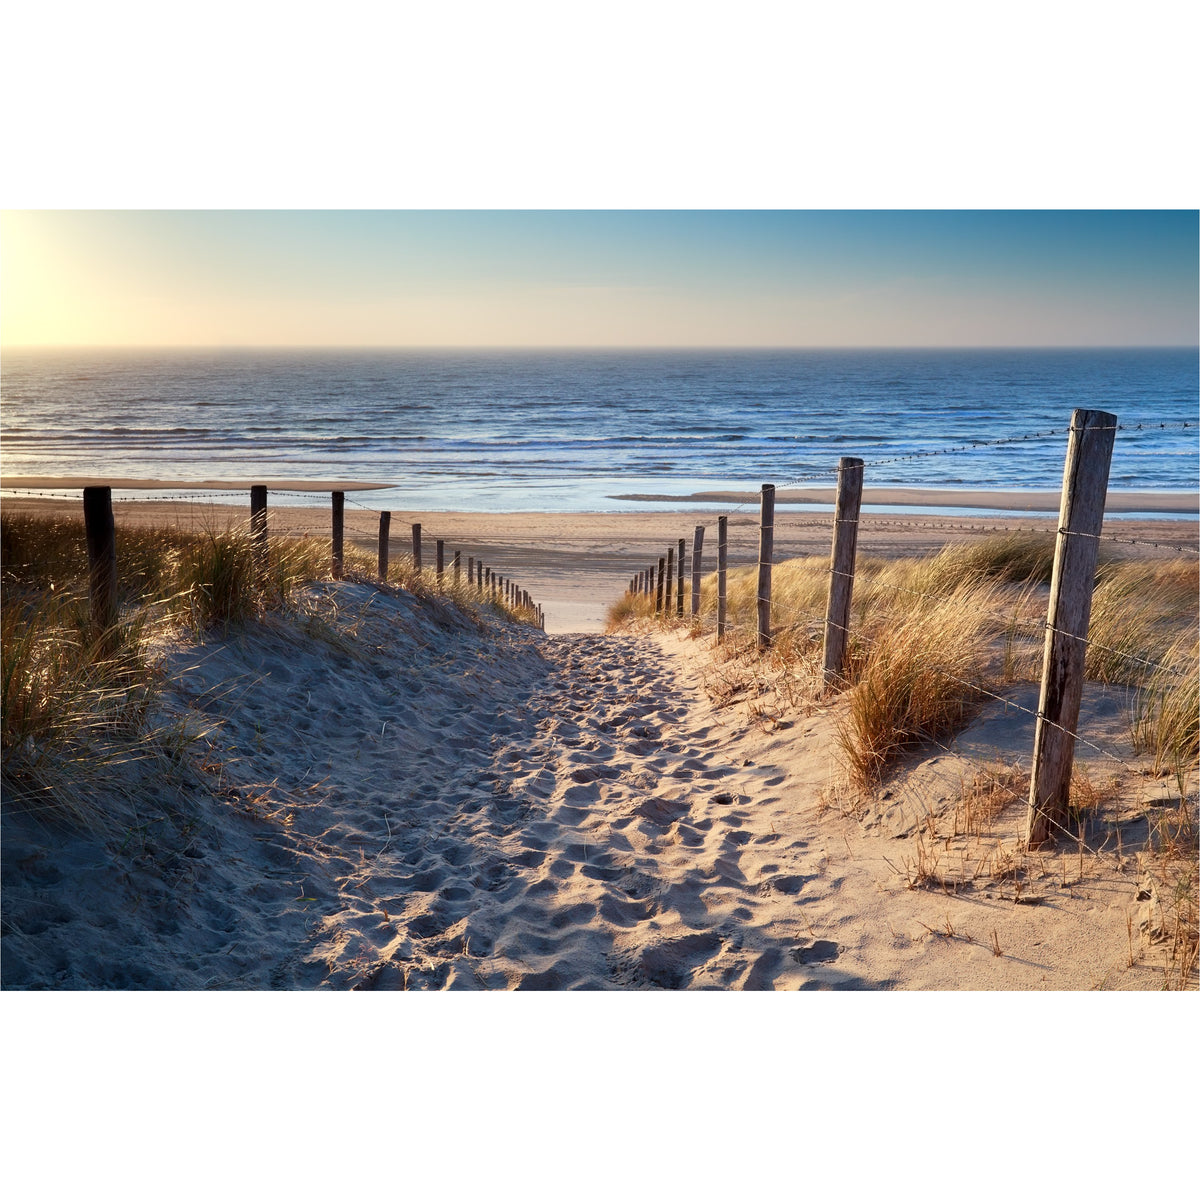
608, 531, 1198, 795
1, 509, 539, 826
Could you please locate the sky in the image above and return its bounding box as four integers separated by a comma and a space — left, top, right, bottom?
2, 209, 1196, 348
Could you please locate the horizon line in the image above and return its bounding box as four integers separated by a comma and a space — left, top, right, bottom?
5, 343, 1198, 352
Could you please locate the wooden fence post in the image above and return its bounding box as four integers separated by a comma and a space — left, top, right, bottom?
412, 523, 422, 573
83, 486, 118, 648
378, 511, 391, 580
717, 515, 728, 640
1025, 409, 1118, 847
676, 538, 685, 616
665, 546, 675, 616
468, 556, 475, 586
757, 484, 775, 651
822, 457, 864, 689
331, 490, 345, 580
690, 525, 705, 617
250, 485, 268, 576
453, 550, 461, 582
436, 539, 445, 581
656, 557, 665, 614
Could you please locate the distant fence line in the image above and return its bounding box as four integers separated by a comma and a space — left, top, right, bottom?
66, 484, 545, 638
624, 407, 1197, 849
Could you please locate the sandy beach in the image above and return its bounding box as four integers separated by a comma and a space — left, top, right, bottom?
2, 494, 1196, 990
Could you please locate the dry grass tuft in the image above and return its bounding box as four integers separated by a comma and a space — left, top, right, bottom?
1, 509, 541, 829
1141, 791, 1199, 989
835, 583, 999, 788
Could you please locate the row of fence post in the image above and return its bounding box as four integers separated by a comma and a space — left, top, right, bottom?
79, 486, 545, 634
623, 409, 1118, 849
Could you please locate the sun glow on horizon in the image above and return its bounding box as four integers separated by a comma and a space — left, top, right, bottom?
2, 210, 1197, 350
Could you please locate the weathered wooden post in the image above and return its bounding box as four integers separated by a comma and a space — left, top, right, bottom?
83, 486, 118, 649
436, 539, 445, 581
250, 485, 268, 577
690, 525, 705, 618
717, 515, 728, 640
468, 556, 475, 587
676, 538, 686, 616
331, 490, 345, 580
1025, 409, 1118, 847
377, 511, 391, 580
656, 557, 665, 614
822, 457, 864, 689
757, 484, 775, 651
665, 546, 675, 615
411, 524, 423, 574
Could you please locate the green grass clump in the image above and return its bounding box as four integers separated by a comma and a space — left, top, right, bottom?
834, 583, 997, 788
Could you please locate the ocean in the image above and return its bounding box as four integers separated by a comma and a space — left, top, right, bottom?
1, 347, 1196, 514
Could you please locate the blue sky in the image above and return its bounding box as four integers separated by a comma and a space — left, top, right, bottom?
2, 209, 1196, 347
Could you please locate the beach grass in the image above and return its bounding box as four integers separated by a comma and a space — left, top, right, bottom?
609, 533, 1198, 796
1, 510, 539, 826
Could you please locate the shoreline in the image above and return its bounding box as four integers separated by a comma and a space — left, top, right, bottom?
2, 478, 1197, 516
4, 494, 1196, 634
613, 486, 1200, 514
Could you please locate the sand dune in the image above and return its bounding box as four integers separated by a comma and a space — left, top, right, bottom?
3, 574, 1184, 990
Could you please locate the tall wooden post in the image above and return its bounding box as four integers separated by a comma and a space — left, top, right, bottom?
436, 539, 445, 581
250, 485, 268, 577
665, 546, 675, 616
411, 524, 422, 573
676, 538, 685, 616
378, 511, 391, 580
822, 457, 864, 688
83, 486, 118, 648
331, 491, 345, 580
717, 515, 728, 640
690, 525, 705, 617
757, 484, 775, 651
1026, 409, 1118, 847
656, 557, 665, 614
468, 556, 475, 586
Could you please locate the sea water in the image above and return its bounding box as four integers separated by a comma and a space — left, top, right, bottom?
1, 347, 1196, 513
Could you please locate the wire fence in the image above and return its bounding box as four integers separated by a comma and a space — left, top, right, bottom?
627, 409, 1198, 886
3, 481, 547, 629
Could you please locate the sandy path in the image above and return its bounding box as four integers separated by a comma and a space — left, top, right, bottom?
6, 577, 1179, 990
